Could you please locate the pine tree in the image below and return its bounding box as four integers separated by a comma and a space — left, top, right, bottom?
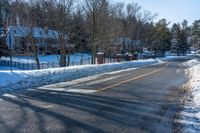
191, 20, 200, 49
153, 19, 171, 57
171, 20, 189, 55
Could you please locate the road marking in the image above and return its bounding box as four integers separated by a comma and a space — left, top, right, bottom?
97, 62, 171, 92
66, 89, 97, 94
3, 93, 17, 98
74, 75, 121, 86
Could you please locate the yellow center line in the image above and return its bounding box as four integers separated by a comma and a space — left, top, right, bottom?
96, 62, 171, 92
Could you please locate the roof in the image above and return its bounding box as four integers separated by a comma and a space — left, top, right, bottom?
7, 26, 62, 39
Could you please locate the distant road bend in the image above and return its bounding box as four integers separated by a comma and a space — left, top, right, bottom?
0, 59, 188, 133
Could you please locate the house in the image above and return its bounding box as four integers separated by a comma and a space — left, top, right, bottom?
1, 26, 74, 54
113, 37, 141, 54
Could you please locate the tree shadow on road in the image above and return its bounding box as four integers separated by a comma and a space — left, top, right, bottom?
0, 87, 180, 133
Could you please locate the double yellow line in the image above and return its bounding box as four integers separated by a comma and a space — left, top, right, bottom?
97, 62, 171, 92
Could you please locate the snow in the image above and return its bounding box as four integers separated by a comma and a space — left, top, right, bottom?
0, 53, 91, 70
66, 89, 97, 94
1, 54, 194, 70
39, 53, 91, 63
1, 53, 91, 63
176, 59, 200, 132
0, 66, 19, 70
3, 93, 17, 98
0, 59, 159, 93
1, 57, 35, 63
96, 52, 104, 55
159, 55, 194, 61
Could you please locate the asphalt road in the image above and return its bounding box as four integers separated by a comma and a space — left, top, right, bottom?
0, 59, 188, 133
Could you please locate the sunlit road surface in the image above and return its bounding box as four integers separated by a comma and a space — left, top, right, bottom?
0, 59, 188, 133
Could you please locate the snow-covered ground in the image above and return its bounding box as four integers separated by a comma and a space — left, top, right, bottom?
0, 59, 159, 93
1, 53, 91, 63
0, 53, 91, 70
26, 53, 91, 63
176, 59, 200, 132
160, 55, 195, 61
0, 66, 19, 70
0, 54, 195, 70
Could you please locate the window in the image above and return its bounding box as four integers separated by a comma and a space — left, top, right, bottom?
36, 39, 40, 43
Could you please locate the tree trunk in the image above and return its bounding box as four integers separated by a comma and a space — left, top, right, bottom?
34, 48, 40, 69
67, 47, 71, 66
31, 37, 40, 69
59, 37, 66, 67
177, 49, 180, 56
91, 2, 96, 64
154, 49, 157, 57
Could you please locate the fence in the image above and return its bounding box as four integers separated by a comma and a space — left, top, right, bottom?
0, 57, 92, 70
0, 54, 147, 70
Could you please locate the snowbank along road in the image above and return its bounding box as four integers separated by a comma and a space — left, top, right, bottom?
0, 58, 189, 133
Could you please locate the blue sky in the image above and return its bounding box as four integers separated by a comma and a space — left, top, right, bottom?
113, 0, 200, 26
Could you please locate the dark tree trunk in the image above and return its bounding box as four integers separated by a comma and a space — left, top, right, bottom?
31, 37, 40, 69
59, 37, 66, 67
67, 47, 70, 66
34, 49, 40, 69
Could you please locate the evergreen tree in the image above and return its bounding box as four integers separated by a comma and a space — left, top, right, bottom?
171, 20, 189, 55
191, 20, 200, 49
153, 19, 171, 57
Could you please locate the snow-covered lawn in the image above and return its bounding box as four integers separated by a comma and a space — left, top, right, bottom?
176, 59, 200, 132
0, 53, 91, 70
1, 53, 91, 64
0, 59, 159, 93
0, 66, 19, 70
23, 53, 91, 63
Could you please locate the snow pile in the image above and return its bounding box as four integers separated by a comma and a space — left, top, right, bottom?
0, 59, 158, 92
183, 59, 200, 68
177, 59, 200, 132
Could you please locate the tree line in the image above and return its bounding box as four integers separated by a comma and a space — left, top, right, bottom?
0, 0, 200, 68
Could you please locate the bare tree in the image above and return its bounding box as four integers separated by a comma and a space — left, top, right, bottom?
84, 0, 116, 62
36, 0, 75, 67
12, 0, 41, 69
0, 0, 10, 57
50, 0, 75, 67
